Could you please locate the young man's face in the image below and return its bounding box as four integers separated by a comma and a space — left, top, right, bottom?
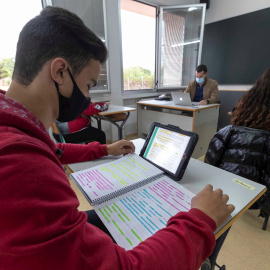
74, 59, 101, 98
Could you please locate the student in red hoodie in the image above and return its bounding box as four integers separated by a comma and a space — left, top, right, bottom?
68, 102, 109, 132
0, 6, 235, 270
56, 102, 109, 144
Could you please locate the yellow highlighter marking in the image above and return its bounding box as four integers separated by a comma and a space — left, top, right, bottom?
233, 178, 255, 190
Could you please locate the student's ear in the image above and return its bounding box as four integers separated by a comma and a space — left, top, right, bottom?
50, 58, 68, 85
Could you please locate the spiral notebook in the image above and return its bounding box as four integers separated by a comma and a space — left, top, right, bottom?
71, 123, 198, 250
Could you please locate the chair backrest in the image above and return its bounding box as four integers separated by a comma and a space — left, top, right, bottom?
52, 122, 66, 143
52, 121, 106, 144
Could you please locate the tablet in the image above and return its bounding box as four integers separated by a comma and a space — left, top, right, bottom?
139, 122, 199, 181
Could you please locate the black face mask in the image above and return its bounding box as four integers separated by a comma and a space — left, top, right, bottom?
55, 68, 91, 122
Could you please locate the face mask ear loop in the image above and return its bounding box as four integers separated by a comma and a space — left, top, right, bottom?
54, 81, 60, 92
54, 81, 62, 103
67, 67, 77, 85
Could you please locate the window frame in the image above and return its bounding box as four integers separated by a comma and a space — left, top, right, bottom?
120, 1, 206, 94
157, 4, 206, 90
119, 0, 159, 95
42, 0, 110, 94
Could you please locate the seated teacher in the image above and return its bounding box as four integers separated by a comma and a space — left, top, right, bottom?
184, 64, 219, 105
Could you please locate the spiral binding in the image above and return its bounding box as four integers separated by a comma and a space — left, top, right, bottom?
91, 172, 164, 206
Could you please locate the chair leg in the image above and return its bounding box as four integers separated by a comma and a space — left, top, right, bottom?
215, 262, 226, 270
262, 215, 269, 230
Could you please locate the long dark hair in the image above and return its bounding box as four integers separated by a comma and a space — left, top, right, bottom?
231, 68, 270, 131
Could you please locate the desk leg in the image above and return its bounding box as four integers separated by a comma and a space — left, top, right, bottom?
95, 112, 131, 140
118, 112, 130, 140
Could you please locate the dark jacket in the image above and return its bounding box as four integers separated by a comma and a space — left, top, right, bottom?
205, 125, 270, 211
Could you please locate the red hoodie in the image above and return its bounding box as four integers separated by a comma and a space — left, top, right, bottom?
68, 102, 108, 133
0, 89, 216, 270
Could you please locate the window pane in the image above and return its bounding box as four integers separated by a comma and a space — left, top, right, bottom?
51, 0, 108, 90
121, 0, 156, 91
160, 6, 204, 87
0, 0, 42, 91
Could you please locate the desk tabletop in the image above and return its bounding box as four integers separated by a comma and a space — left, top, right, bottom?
137, 100, 220, 112
67, 138, 266, 238
98, 105, 136, 115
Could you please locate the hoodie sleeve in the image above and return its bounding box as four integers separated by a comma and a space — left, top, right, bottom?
56, 141, 108, 164
82, 102, 108, 116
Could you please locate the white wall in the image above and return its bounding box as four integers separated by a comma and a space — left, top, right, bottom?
205, 0, 270, 24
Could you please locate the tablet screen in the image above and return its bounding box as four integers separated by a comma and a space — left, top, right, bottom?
143, 126, 191, 174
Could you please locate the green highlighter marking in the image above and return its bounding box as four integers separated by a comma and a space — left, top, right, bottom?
98, 208, 110, 223
129, 157, 147, 171
118, 213, 125, 222
119, 180, 126, 185
123, 160, 147, 178
104, 208, 111, 218
113, 202, 130, 221
106, 205, 113, 213
131, 229, 143, 242
111, 164, 133, 182
113, 221, 124, 235
126, 238, 133, 246
119, 164, 139, 178
108, 167, 125, 183
112, 205, 117, 212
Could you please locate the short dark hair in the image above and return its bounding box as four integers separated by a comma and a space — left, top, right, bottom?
13, 6, 108, 85
196, 65, 207, 73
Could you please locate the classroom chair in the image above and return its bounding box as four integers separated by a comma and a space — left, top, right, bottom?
52, 120, 106, 144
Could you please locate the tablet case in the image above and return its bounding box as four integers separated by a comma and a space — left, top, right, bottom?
139, 122, 199, 181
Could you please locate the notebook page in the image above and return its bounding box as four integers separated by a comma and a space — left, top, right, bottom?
94, 175, 194, 250
71, 154, 163, 204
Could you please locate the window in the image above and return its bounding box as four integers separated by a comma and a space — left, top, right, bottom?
121, 0, 156, 91
0, 0, 42, 91
120, 1, 206, 91
46, 0, 108, 91
159, 6, 206, 88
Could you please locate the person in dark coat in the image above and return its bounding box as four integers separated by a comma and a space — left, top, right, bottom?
205, 125, 270, 213
205, 67, 270, 213
201, 67, 270, 270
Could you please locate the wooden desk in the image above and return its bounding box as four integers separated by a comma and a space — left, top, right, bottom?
67, 138, 266, 239
93, 105, 136, 140
137, 100, 220, 158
